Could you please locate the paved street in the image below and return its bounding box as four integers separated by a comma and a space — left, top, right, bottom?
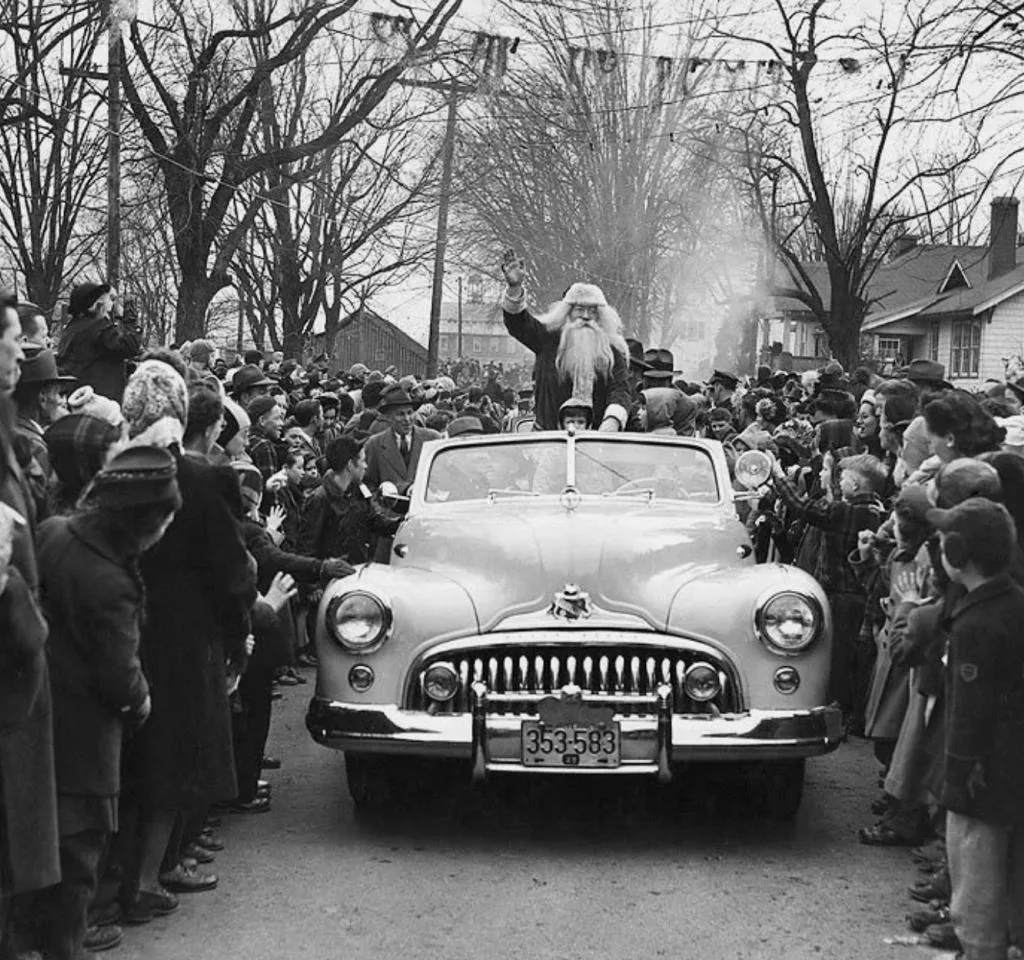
119, 676, 944, 960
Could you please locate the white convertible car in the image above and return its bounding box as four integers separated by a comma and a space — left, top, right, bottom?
306, 431, 842, 819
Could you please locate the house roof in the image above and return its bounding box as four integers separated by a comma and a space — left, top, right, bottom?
772, 241, 1024, 332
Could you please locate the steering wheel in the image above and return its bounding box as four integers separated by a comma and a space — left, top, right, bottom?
613, 476, 689, 499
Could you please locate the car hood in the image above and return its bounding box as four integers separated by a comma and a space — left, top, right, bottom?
393, 500, 752, 631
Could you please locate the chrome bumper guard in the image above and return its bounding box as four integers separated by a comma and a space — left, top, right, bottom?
306, 688, 844, 779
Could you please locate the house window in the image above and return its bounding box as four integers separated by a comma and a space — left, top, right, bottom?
813, 331, 829, 358
473, 336, 485, 354
877, 337, 902, 361
949, 320, 981, 378
928, 322, 940, 362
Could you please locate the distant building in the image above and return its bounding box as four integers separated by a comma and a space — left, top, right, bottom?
436, 275, 532, 365
313, 307, 429, 376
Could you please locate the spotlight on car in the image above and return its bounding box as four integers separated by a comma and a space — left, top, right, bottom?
684, 662, 721, 702
422, 662, 460, 703
734, 449, 775, 489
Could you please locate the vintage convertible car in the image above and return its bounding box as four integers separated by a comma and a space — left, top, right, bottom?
306, 432, 843, 819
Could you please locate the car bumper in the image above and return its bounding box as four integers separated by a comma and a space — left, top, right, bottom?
306, 695, 843, 778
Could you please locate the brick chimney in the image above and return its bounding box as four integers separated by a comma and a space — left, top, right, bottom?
988, 196, 1019, 280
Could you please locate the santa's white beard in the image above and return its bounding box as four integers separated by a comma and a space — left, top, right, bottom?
557, 320, 613, 401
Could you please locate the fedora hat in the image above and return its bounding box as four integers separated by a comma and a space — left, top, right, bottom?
901, 359, 952, 389
625, 338, 652, 371
18, 348, 76, 386
378, 384, 421, 411
447, 416, 484, 438
231, 364, 274, 395
643, 348, 675, 375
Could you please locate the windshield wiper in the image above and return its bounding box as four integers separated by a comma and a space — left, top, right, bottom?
602, 488, 656, 500
487, 488, 540, 501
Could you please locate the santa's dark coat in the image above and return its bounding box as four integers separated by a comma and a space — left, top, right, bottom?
502, 308, 631, 431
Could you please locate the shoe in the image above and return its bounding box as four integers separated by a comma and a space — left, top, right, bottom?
204, 815, 222, 828
296, 652, 318, 668
906, 903, 949, 932
911, 839, 946, 863
859, 823, 924, 846
87, 901, 122, 928
159, 862, 218, 893
275, 673, 300, 686
195, 831, 224, 852
286, 667, 307, 685
121, 888, 179, 925
870, 794, 892, 816
908, 870, 951, 904
271, 691, 284, 701
84, 924, 123, 952
261, 756, 281, 770
183, 841, 215, 864
257, 778, 271, 791
923, 922, 960, 950
223, 796, 271, 814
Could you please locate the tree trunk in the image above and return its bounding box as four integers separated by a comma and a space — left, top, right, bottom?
174, 270, 224, 343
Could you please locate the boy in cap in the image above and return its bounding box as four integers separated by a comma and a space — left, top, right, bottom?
926, 498, 1024, 960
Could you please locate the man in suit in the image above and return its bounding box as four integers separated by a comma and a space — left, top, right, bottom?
363, 385, 441, 496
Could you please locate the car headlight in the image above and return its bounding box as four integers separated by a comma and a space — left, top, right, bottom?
755, 591, 821, 655
326, 591, 392, 653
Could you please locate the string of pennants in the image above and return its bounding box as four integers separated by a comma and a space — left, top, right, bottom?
369, 12, 900, 90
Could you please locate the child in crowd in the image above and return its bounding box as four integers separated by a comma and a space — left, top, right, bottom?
925, 497, 1024, 960
771, 452, 888, 722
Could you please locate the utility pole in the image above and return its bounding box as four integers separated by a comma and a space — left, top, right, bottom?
106, 0, 122, 288
427, 78, 459, 377
457, 275, 463, 357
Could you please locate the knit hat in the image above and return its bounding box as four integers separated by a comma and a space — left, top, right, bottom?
121, 359, 188, 442
82, 445, 181, 511
218, 396, 250, 448
66, 385, 124, 429
44, 413, 121, 499
232, 460, 264, 511
708, 407, 733, 424
935, 459, 1002, 509
247, 396, 277, 423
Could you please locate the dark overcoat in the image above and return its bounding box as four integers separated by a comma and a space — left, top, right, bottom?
132, 454, 255, 807
37, 515, 149, 801
55, 313, 141, 401
0, 439, 59, 893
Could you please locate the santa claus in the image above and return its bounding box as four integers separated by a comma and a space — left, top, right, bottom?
500, 249, 631, 431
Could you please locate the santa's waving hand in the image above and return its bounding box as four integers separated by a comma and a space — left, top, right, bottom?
499, 248, 630, 432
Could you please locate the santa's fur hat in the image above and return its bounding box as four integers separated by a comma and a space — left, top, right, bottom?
562, 283, 608, 307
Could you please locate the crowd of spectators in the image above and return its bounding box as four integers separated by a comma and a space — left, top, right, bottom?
1, 279, 1022, 960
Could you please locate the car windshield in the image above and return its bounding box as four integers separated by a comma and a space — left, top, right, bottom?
424, 438, 718, 503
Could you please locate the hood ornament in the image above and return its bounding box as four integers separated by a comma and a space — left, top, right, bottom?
549, 583, 592, 621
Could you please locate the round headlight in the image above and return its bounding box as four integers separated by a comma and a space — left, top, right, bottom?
684, 662, 722, 702
327, 592, 390, 653
757, 592, 821, 655
422, 663, 459, 703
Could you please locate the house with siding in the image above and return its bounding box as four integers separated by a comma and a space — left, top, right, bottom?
860, 197, 1024, 388
760, 198, 1024, 384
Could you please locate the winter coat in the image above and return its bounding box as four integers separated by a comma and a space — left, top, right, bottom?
939, 574, 1024, 824
298, 474, 402, 566
56, 313, 141, 402
37, 515, 149, 800
0, 436, 59, 893
130, 453, 255, 808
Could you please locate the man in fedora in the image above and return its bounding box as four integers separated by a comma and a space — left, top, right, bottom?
56, 283, 141, 402
230, 364, 275, 408
363, 384, 442, 496
900, 359, 953, 391
499, 249, 631, 431
13, 348, 76, 505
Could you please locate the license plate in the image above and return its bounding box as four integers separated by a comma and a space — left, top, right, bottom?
521, 721, 620, 768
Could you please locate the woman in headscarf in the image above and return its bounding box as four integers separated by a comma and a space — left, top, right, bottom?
117, 360, 255, 919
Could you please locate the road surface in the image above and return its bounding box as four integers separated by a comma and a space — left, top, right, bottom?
118, 675, 947, 960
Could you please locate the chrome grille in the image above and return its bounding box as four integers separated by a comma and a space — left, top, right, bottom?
406, 642, 739, 716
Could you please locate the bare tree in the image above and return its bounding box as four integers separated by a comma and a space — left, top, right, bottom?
120, 0, 464, 342
230, 35, 445, 359
718, 0, 1012, 367
453, 0, 742, 345
0, 0, 106, 313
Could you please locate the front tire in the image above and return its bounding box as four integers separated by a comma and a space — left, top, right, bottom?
748, 759, 805, 820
